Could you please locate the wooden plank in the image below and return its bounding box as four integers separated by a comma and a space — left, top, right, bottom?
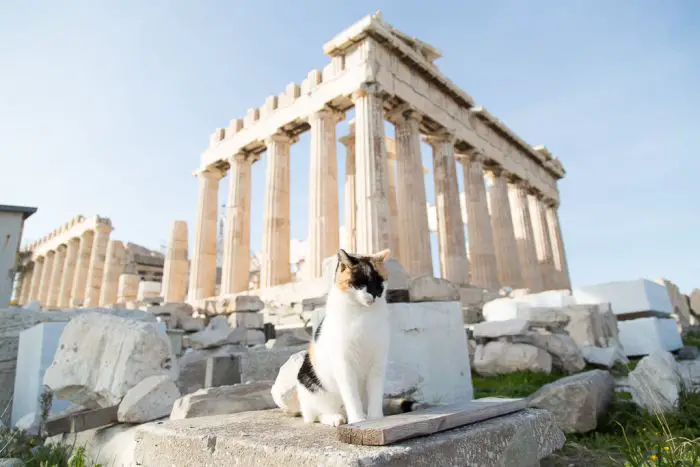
45, 405, 119, 436
337, 398, 527, 446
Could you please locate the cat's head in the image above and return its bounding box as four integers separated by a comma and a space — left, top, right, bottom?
334, 248, 391, 307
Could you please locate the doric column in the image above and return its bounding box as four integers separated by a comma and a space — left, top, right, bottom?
545, 199, 572, 290
117, 273, 140, 303
38, 251, 55, 306
83, 221, 113, 307
188, 166, 224, 301
46, 245, 67, 308
99, 240, 125, 307
392, 109, 432, 276
507, 178, 543, 292
528, 190, 556, 290
425, 131, 469, 284
484, 167, 523, 288
57, 238, 79, 308
461, 151, 499, 290
162, 220, 189, 302
27, 256, 44, 303
306, 108, 342, 277
221, 155, 253, 295
340, 120, 357, 252
19, 263, 34, 305
352, 84, 391, 255
260, 132, 294, 288
70, 230, 94, 306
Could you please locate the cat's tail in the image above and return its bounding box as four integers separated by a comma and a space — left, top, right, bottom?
383, 397, 418, 415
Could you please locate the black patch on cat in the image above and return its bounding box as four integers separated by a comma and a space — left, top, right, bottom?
348, 258, 385, 299
297, 352, 324, 393
314, 316, 324, 341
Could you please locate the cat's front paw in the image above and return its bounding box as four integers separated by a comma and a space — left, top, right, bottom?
347, 414, 366, 424
320, 413, 347, 427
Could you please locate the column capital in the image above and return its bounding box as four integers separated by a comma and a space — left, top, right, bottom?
543, 197, 560, 208
423, 129, 455, 147
351, 82, 387, 102
308, 107, 345, 124
195, 165, 225, 180
527, 187, 544, 199
264, 130, 298, 146
461, 148, 486, 164
385, 103, 423, 124
508, 176, 530, 190
94, 221, 113, 235
484, 165, 509, 179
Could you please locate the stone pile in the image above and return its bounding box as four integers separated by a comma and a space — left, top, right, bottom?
480, 289, 631, 370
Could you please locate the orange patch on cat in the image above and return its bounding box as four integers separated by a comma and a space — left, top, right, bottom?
335, 265, 352, 292
308, 342, 315, 365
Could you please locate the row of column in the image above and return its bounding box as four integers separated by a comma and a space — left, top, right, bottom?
188, 83, 571, 300
15, 223, 133, 308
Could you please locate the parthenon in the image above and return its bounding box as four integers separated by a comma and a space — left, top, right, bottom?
188, 12, 570, 303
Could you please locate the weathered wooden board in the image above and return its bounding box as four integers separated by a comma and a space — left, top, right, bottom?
45, 405, 119, 436
337, 398, 527, 446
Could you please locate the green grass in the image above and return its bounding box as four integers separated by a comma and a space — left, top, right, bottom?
0, 427, 101, 467
683, 330, 700, 348
472, 370, 700, 466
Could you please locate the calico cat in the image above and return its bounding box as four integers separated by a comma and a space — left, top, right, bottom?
296, 248, 392, 426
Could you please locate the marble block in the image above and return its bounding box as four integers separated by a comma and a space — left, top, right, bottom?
312, 300, 472, 405
618, 317, 683, 357
11, 322, 73, 425
573, 279, 672, 317
516, 290, 577, 308
482, 297, 534, 322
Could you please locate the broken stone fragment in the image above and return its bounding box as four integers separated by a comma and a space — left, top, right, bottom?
473, 341, 552, 376
629, 351, 682, 413
528, 369, 614, 433
117, 375, 181, 423
511, 330, 585, 374
408, 275, 460, 302
43, 312, 178, 408
581, 346, 625, 368
184, 316, 248, 350
170, 381, 275, 420
472, 319, 529, 339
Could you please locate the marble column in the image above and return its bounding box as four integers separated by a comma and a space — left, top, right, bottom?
528, 191, 556, 290
70, 230, 94, 306
340, 120, 357, 252
37, 251, 55, 306
19, 264, 33, 305
57, 237, 79, 308
46, 245, 67, 307
99, 240, 125, 307
484, 168, 523, 288
461, 151, 499, 290
188, 166, 224, 301
352, 84, 391, 254
545, 199, 572, 290
28, 257, 44, 303
508, 178, 543, 292
221, 155, 253, 295
385, 140, 401, 264
306, 108, 341, 277
260, 132, 294, 288
425, 131, 469, 284
117, 273, 140, 303
162, 220, 189, 303
393, 109, 432, 276
84, 222, 113, 307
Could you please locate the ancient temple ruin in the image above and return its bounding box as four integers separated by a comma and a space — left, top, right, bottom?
188, 13, 570, 305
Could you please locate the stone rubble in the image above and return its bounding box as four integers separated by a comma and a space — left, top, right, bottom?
473, 341, 553, 376
628, 351, 683, 413
43, 312, 178, 408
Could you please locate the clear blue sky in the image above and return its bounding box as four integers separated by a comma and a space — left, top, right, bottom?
2, 1, 699, 292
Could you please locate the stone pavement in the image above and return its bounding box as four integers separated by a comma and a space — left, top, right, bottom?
134, 408, 565, 466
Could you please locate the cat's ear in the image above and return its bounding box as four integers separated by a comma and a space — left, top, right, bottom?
337, 249, 358, 268
371, 249, 391, 263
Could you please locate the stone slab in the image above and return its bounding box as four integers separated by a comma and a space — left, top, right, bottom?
11, 322, 72, 426
134, 408, 565, 467
573, 279, 673, 317
618, 317, 683, 357
471, 319, 529, 339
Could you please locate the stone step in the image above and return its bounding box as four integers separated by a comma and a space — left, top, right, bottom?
134, 408, 565, 466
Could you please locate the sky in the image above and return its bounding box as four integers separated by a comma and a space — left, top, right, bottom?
2, 1, 699, 293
